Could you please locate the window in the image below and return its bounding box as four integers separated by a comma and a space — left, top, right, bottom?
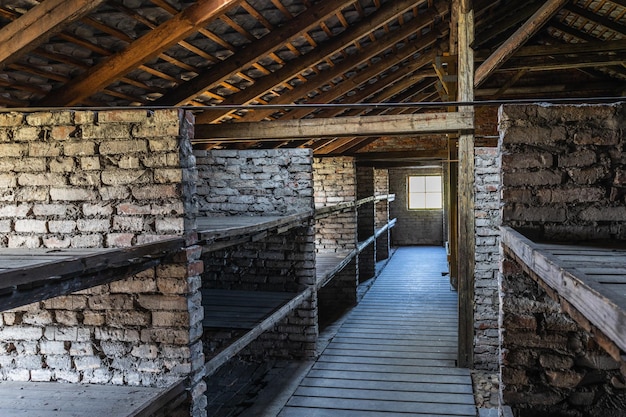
408, 175, 442, 209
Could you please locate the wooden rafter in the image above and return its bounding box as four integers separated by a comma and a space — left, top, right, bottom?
235, 14, 448, 122
194, 0, 437, 124
474, 0, 569, 87
0, 0, 107, 69
283, 47, 439, 120
37, 0, 244, 106
154, 0, 355, 106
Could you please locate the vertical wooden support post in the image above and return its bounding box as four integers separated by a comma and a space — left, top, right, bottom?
457, 0, 475, 368
447, 141, 459, 290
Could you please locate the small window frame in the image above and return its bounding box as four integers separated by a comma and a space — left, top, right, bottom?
407, 174, 443, 210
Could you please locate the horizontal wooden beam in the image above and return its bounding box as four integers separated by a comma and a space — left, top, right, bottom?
194, 112, 473, 141
0, 0, 106, 68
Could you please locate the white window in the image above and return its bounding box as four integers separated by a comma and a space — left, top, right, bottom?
408, 175, 442, 209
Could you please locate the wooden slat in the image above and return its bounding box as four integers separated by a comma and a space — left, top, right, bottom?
202, 289, 295, 329
0, 380, 184, 417
0, 239, 184, 312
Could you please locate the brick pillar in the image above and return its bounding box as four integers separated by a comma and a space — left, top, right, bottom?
374, 169, 390, 261
0, 109, 205, 417
318, 258, 358, 325
357, 166, 375, 283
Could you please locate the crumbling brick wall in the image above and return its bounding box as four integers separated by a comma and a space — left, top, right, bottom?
499, 103, 626, 416
474, 147, 500, 371
0, 110, 204, 416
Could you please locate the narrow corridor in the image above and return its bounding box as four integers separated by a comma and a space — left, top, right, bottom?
277, 246, 476, 416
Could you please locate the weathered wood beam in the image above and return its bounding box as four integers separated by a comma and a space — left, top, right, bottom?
153, 0, 355, 106
194, 0, 447, 123
457, 3, 475, 369
474, 1, 541, 49
0, 0, 106, 69
37, 0, 243, 106
474, 0, 569, 87
234, 18, 448, 123
355, 149, 449, 160
194, 112, 473, 142
281, 50, 439, 120
476, 81, 626, 98
502, 51, 626, 71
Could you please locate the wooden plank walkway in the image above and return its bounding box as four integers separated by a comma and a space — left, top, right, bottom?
279, 246, 476, 417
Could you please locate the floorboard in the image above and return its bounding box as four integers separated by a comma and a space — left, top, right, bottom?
278, 246, 476, 417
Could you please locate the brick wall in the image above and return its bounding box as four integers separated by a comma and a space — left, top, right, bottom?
357, 166, 375, 281
197, 149, 317, 361
0, 110, 205, 416
389, 167, 444, 245
313, 157, 358, 321
474, 147, 500, 371
499, 103, 626, 241
194, 149, 313, 216
313, 157, 357, 253
375, 169, 390, 261
499, 103, 626, 416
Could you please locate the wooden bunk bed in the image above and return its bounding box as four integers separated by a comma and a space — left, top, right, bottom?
501, 226, 626, 364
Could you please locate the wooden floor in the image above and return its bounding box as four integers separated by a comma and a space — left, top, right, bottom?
279, 246, 477, 417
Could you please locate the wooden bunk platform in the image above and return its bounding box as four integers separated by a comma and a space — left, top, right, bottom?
0, 379, 186, 417
197, 211, 313, 252
501, 226, 626, 357
0, 238, 184, 312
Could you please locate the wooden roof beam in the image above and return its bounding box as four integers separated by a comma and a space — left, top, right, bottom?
37, 0, 244, 106
0, 0, 107, 69
474, 0, 569, 87
194, 0, 441, 123
153, 0, 356, 106
280, 48, 440, 120
194, 112, 473, 142
235, 18, 449, 122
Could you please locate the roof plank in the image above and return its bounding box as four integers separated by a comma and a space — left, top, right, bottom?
154, 0, 356, 106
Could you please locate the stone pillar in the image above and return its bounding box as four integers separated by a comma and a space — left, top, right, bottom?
374, 169, 390, 261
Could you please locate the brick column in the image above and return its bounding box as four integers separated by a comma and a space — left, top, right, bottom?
374, 169, 390, 261
0, 109, 205, 417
